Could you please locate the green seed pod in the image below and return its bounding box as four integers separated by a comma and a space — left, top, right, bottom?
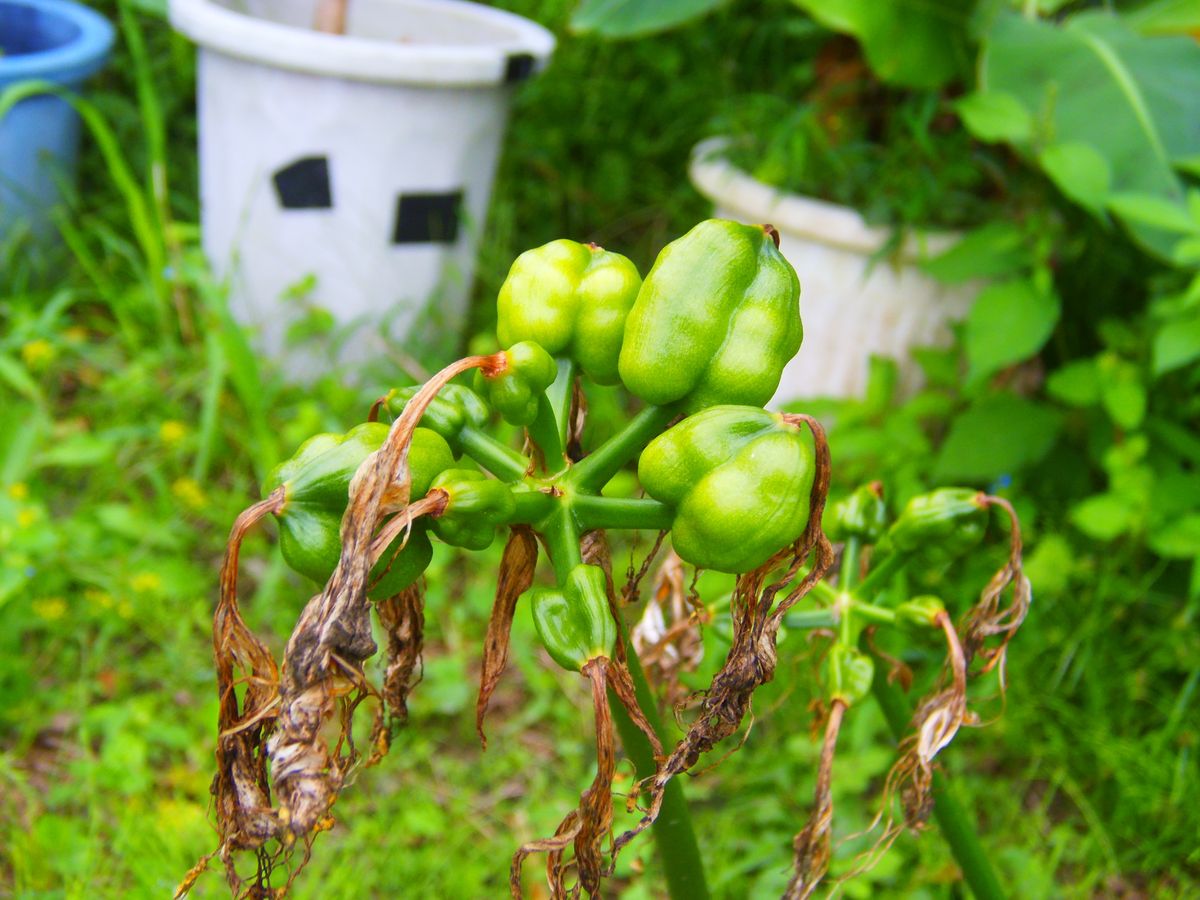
618, 219, 802, 413
264, 424, 453, 598
828, 481, 888, 543
386, 383, 489, 455
529, 564, 617, 672
638, 405, 815, 573
896, 595, 947, 628
429, 468, 517, 551
497, 239, 642, 385
889, 488, 988, 563
474, 341, 558, 426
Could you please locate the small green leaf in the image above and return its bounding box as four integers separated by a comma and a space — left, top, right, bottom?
965, 279, 1061, 383
1097, 355, 1147, 429
1038, 143, 1112, 217
955, 91, 1033, 143
934, 394, 1061, 481
1070, 493, 1135, 541
1046, 358, 1101, 407
1152, 315, 1200, 375
571, 0, 729, 38
922, 222, 1030, 284
1107, 193, 1198, 234
1149, 514, 1200, 558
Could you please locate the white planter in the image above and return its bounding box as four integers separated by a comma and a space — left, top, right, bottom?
170, 0, 554, 372
689, 138, 977, 401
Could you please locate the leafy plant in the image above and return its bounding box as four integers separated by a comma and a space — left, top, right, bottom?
183, 220, 1030, 899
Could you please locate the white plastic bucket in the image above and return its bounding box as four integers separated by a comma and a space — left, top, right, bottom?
689, 138, 977, 402
170, 0, 554, 372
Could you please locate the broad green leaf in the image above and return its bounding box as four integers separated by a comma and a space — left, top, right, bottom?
1046, 358, 1101, 407
922, 222, 1031, 284
965, 279, 1061, 383
933, 394, 1061, 481
571, 0, 730, 37
1038, 143, 1111, 217
1124, 0, 1200, 36
1097, 355, 1147, 430
1023, 533, 1076, 598
955, 91, 1033, 143
1153, 315, 1200, 375
1107, 193, 1199, 234
791, 0, 974, 90
1070, 493, 1135, 540
979, 11, 1200, 251
1149, 514, 1200, 558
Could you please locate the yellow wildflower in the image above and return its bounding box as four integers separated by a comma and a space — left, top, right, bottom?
131, 572, 162, 593
172, 477, 207, 510
7, 483, 29, 500
159, 420, 188, 446
20, 339, 56, 369
33, 597, 67, 621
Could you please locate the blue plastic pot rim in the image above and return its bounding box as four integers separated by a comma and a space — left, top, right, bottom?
0, 0, 115, 85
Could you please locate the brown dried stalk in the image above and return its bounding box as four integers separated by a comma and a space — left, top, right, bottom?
511, 656, 661, 899
477, 526, 538, 747
614, 413, 834, 858
631, 551, 706, 706
785, 699, 848, 900
211, 488, 286, 862
193, 354, 505, 897
961, 495, 1030, 683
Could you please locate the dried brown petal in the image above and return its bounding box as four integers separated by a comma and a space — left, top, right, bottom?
477, 526, 538, 747
785, 700, 847, 900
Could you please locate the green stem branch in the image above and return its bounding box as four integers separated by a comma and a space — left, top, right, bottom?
573, 495, 672, 532
855, 551, 908, 600
610, 619, 710, 900
459, 427, 529, 481
566, 405, 675, 491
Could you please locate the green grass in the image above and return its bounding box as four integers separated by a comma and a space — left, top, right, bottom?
0, 1, 1197, 898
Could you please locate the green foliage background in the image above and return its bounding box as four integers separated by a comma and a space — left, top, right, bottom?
0, 0, 1197, 897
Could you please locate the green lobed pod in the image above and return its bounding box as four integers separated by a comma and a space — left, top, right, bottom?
385, 383, 489, 456
497, 239, 642, 385
888, 488, 988, 563
618, 219, 802, 413
428, 467, 517, 551
473, 340, 558, 426
264, 423, 454, 598
528, 564, 617, 672
827, 481, 889, 543
638, 405, 815, 574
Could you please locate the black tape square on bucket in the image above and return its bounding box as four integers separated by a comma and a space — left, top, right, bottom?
273, 156, 333, 210
392, 191, 463, 244
505, 53, 536, 83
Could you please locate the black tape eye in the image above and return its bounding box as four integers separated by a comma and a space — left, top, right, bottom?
273, 156, 332, 210
505, 53, 535, 83
392, 191, 463, 244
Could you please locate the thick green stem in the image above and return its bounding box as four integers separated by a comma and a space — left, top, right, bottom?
459, 427, 529, 481
784, 608, 839, 630
543, 507, 583, 583
508, 485, 556, 525
610, 622, 710, 899
855, 551, 908, 599
566, 405, 675, 492
841, 537, 863, 592
528, 394, 566, 472
870, 663, 1005, 900
573, 495, 672, 532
